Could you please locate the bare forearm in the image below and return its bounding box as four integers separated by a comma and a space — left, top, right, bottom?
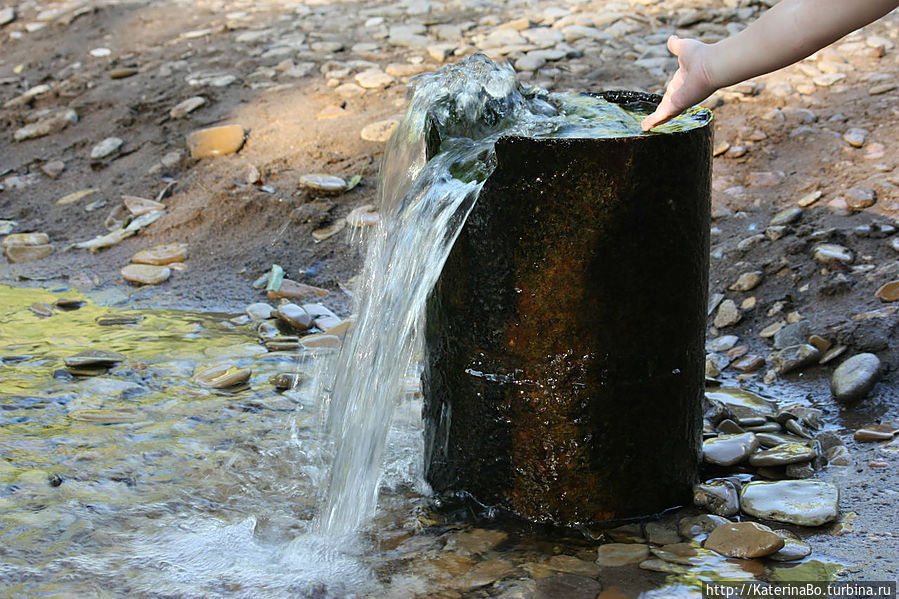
703, 0, 899, 90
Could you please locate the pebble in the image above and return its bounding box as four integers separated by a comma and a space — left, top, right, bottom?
732, 355, 765, 372
346, 204, 380, 227
704, 521, 784, 559
846, 186, 876, 211
354, 69, 394, 89
3, 232, 49, 247
769, 207, 802, 226
797, 190, 822, 207
706, 335, 739, 352
768, 531, 812, 562
842, 128, 868, 147
595, 543, 649, 567
90, 137, 124, 160
277, 303, 313, 330
170, 96, 207, 119
187, 124, 246, 158
693, 479, 739, 517
547, 555, 600, 577
770, 344, 821, 375
246, 302, 275, 320
361, 119, 399, 142
444, 528, 507, 555
826, 445, 852, 466
5, 243, 53, 262
853, 423, 897, 442
193, 364, 252, 388
312, 219, 346, 242
120, 264, 171, 285
773, 320, 810, 349
14, 109, 79, 141
64, 349, 126, 368
729, 271, 762, 292
740, 480, 839, 526
267, 279, 328, 301
300, 174, 346, 192
713, 299, 741, 328
875, 281, 899, 302
300, 333, 341, 349
270, 373, 303, 389
41, 160, 65, 179
747, 171, 782, 186
702, 433, 758, 466
748, 443, 816, 467
109, 67, 138, 79
813, 243, 853, 264
132, 243, 188, 265
831, 353, 881, 402
0, 6, 15, 26
678, 514, 731, 541
30, 302, 54, 318
813, 73, 846, 87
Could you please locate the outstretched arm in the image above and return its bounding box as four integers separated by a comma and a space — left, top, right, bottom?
641, 0, 899, 131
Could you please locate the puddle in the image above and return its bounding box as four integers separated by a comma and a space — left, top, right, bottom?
0, 284, 858, 597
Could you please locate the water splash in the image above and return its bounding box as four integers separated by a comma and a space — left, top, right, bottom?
314, 53, 707, 535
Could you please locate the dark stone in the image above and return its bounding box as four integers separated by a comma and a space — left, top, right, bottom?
423, 92, 711, 526
533, 574, 603, 599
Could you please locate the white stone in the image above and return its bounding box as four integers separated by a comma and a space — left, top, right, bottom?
740, 480, 839, 526
90, 137, 124, 160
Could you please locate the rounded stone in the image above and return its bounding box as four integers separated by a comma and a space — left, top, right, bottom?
678, 514, 731, 541
193, 364, 252, 388
277, 303, 313, 330
702, 433, 758, 467
769, 531, 812, 562
90, 137, 124, 160
5, 243, 53, 263
299, 174, 346, 192
131, 243, 188, 265
361, 119, 399, 142
170, 96, 207, 119
693, 479, 739, 517
120, 264, 172, 285
246, 302, 275, 320
187, 124, 246, 158
740, 480, 839, 526
831, 353, 881, 403
2, 232, 49, 247
595, 543, 649, 567
64, 349, 126, 368
729, 271, 762, 292
813, 243, 852, 264
713, 299, 742, 328
704, 521, 784, 559
875, 280, 899, 302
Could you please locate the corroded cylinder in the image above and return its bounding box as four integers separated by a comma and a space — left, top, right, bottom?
423, 93, 712, 526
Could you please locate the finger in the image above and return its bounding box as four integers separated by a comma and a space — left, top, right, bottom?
666, 34, 681, 56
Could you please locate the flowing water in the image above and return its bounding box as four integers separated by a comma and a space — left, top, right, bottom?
0, 54, 844, 597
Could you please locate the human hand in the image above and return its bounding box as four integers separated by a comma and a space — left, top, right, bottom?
641, 35, 716, 131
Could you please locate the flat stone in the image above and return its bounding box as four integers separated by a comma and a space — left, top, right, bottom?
797, 190, 822, 207
64, 349, 126, 368
644, 522, 681, 546
769, 531, 812, 562
769, 207, 802, 226
109, 67, 138, 79
187, 125, 245, 158
300, 333, 341, 349
41, 160, 65, 179
706, 335, 739, 352
773, 320, 810, 349
814, 243, 852, 264
193, 364, 252, 388
267, 279, 328, 301
732, 355, 765, 372
170, 96, 207, 118
875, 280, 899, 302
0, 7, 16, 26
678, 514, 731, 541
354, 70, 394, 89
704, 521, 784, 559
299, 174, 346, 192
747, 171, 782, 186
90, 137, 124, 160
547, 555, 600, 577
120, 264, 171, 285
131, 243, 188, 265
713, 299, 741, 328
702, 433, 758, 466
335, 83, 365, 98
246, 302, 275, 320
842, 128, 868, 147
595, 543, 649, 566
361, 119, 399, 142
14, 109, 79, 141
748, 443, 816, 466
532, 574, 602, 599
740, 480, 839, 526
444, 528, 507, 556
854, 423, 898, 442
2, 232, 49, 247
277, 303, 313, 330
693, 479, 739, 517
826, 445, 852, 466
770, 344, 821, 375
813, 73, 846, 87
831, 353, 881, 403
706, 387, 776, 419
5, 244, 53, 262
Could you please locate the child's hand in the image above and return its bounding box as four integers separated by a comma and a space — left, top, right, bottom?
641, 36, 715, 131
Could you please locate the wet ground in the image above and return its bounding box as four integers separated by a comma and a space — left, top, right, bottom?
2, 0, 899, 596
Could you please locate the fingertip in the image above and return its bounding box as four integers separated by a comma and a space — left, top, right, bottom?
640, 115, 655, 131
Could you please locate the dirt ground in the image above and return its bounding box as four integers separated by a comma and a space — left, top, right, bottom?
1, 0, 898, 587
